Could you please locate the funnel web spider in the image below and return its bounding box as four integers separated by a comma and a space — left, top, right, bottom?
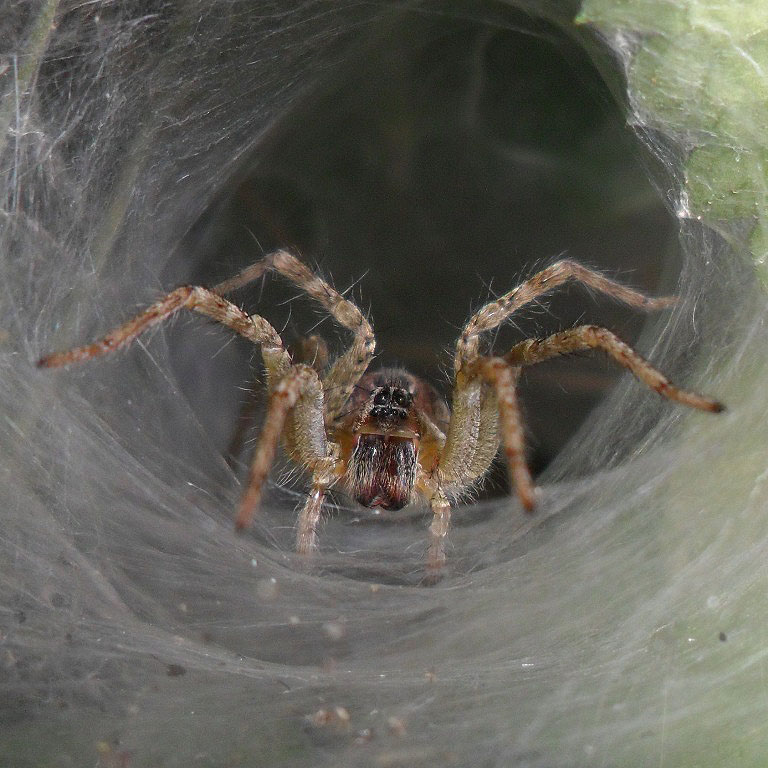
40, 250, 723, 577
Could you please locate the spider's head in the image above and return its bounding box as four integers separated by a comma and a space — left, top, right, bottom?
368, 383, 415, 432
345, 371, 422, 511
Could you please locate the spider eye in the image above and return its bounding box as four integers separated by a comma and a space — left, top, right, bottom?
392, 390, 412, 408
371, 385, 412, 411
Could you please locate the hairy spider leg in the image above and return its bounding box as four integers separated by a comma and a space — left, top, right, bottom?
37, 284, 341, 537
475, 359, 533, 507
214, 250, 378, 548
437, 260, 679, 494
212, 259, 271, 295
214, 250, 376, 428
226, 334, 330, 465
297, 483, 326, 555
454, 258, 676, 372
505, 324, 724, 413
37, 285, 291, 377
426, 490, 451, 578
41, 250, 377, 548
265, 250, 376, 426
420, 260, 707, 572
236, 363, 340, 542
420, 360, 530, 576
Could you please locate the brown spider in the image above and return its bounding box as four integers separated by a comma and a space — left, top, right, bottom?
39, 250, 723, 576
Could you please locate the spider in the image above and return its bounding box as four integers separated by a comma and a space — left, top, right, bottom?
39, 249, 723, 576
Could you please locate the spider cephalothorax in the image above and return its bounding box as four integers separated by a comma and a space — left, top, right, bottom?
39, 249, 723, 577
340, 369, 449, 511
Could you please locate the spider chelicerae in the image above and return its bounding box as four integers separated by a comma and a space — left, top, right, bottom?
39, 250, 723, 576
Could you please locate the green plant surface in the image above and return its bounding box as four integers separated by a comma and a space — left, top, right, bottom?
578, 0, 768, 285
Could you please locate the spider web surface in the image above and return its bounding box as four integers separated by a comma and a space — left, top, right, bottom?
0, 1, 765, 766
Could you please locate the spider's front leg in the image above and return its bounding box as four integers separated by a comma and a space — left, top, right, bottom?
422, 362, 524, 575
472, 359, 535, 509
235, 362, 343, 554
219, 250, 376, 551
426, 259, 724, 574
37, 275, 344, 546
435, 261, 637, 521
426, 489, 451, 578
